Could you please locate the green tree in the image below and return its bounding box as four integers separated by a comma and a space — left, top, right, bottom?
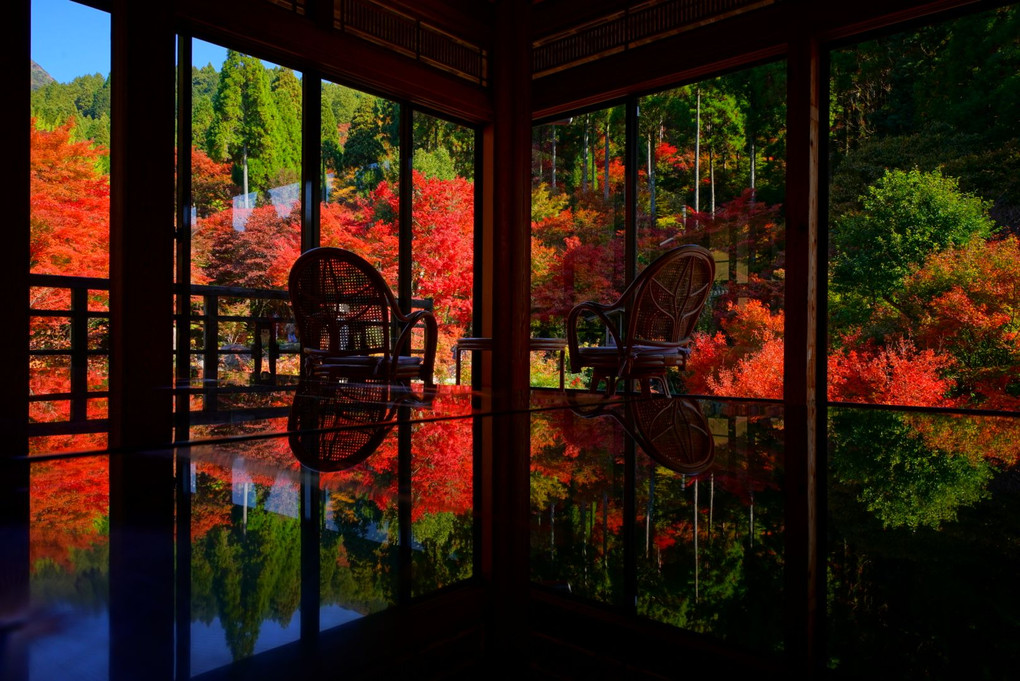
320, 85, 342, 180
830, 168, 995, 307
192, 64, 220, 150
699, 82, 745, 214
830, 409, 992, 530
413, 113, 475, 180
208, 50, 279, 201
343, 96, 386, 191
268, 67, 302, 186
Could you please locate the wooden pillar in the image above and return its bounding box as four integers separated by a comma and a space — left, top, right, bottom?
784, 26, 825, 675
1, 0, 29, 620
488, 0, 532, 670
175, 34, 193, 441
109, 3, 176, 449
108, 2, 177, 679
5, 24, 32, 672
399, 102, 413, 312
5, 0, 30, 458
302, 67, 322, 252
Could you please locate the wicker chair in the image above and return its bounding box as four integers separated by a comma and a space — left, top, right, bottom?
288, 247, 437, 385
566, 244, 715, 395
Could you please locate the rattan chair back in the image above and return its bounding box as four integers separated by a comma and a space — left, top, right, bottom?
628, 244, 716, 347
288, 247, 395, 358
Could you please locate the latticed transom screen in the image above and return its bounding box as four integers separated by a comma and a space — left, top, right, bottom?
631, 249, 715, 344
290, 252, 391, 356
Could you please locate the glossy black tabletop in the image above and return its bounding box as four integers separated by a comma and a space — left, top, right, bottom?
3, 384, 1019, 679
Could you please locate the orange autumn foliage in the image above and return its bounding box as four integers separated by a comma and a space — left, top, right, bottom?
30, 118, 110, 279
30, 457, 109, 570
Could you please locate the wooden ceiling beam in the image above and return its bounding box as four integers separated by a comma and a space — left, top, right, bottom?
175, 0, 491, 124
532, 0, 986, 119
532, 2, 787, 119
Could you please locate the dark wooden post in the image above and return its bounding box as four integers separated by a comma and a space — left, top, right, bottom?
489, 0, 532, 670
1, 0, 29, 628
108, 1, 177, 679
4, 0, 30, 458
4, 12, 32, 667
6, 25, 31, 671
784, 27, 825, 675
302, 66, 321, 253
176, 34, 194, 441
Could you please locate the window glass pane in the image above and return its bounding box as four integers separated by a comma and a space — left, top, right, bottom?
827, 6, 1020, 410
640, 64, 787, 399
319, 81, 400, 276
189, 42, 303, 387
412, 112, 475, 383
826, 6, 1020, 677
531, 106, 626, 389
29, 0, 111, 454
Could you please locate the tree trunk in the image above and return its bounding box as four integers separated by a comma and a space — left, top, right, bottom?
646, 465, 655, 557
709, 473, 715, 541
694, 478, 699, 602
582, 114, 589, 192
551, 126, 557, 189
709, 146, 716, 215
648, 133, 656, 226
242, 143, 250, 209
550, 502, 555, 558
749, 491, 755, 547
694, 88, 701, 214
749, 138, 756, 190
604, 112, 611, 202
602, 491, 609, 567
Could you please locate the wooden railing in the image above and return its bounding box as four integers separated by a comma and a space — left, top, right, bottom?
177, 283, 301, 430
28, 273, 111, 436
28, 274, 432, 439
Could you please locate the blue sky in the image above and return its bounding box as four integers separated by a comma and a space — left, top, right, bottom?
31, 0, 230, 83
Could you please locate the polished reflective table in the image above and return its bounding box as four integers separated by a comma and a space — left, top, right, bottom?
4, 383, 1019, 679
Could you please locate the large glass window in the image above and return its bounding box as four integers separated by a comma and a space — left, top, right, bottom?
412, 111, 475, 382
826, 5, 1020, 676
827, 7, 1020, 410
319, 81, 399, 269
531, 106, 625, 388
640, 65, 787, 399
532, 63, 787, 397
187, 42, 303, 395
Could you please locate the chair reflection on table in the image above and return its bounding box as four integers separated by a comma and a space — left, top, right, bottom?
288, 375, 434, 472
570, 394, 714, 474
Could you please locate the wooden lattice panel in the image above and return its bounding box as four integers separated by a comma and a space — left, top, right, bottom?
533, 0, 775, 77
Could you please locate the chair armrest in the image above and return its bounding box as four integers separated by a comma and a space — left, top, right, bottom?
392, 309, 438, 385
566, 300, 625, 373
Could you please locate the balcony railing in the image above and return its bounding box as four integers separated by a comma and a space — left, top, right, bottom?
28, 274, 432, 441
28, 273, 111, 437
